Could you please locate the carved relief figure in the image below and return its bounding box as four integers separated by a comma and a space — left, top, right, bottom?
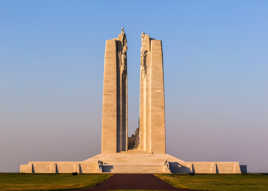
119, 28, 128, 80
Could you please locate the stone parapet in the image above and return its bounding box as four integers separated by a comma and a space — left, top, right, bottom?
19, 161, 99, 174
182, 161, 242, 174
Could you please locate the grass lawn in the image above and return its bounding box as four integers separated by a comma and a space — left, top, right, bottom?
0, 173, 111, 191
156, 174, 268, 191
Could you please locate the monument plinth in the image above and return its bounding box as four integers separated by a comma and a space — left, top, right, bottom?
19, 29, 243, 174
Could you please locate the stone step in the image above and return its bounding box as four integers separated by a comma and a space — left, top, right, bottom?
102, 159, 165, 163
100, 157, 168, 173
102, 163, 165, 173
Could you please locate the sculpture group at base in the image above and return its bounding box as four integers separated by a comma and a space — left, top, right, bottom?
20, 29, 243, 174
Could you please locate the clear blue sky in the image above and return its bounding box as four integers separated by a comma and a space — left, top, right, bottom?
0, 1, 267, 172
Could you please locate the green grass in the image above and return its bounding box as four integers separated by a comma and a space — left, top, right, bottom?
0, 173, 111, 191
156, 174, 268, 191
3, 173, 268, 191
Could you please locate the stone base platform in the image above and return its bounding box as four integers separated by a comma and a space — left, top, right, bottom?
20, 152, 242, 174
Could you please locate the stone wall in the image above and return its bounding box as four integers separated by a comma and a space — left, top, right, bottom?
182, 161, 241, 174
20, 161, 99, 173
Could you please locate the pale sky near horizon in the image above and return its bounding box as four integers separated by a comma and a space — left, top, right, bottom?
0, 1, 268, 172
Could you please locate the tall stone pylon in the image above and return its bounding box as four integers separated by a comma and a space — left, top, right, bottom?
102, 29, 128, 153
139, 33, 166, 154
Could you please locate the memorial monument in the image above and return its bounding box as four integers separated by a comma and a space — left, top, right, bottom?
20, 29, 243, 174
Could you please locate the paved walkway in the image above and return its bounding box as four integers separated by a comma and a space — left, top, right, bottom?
79, 174, 197, 191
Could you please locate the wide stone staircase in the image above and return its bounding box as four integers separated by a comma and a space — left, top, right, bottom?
84, 152, 186, 173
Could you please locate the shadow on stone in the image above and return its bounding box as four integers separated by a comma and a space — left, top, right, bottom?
169, 162, 191, 174
216, 164, 219, 174
102, 165, 114, 172
240, 165, 247, 174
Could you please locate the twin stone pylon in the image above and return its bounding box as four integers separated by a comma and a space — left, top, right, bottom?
101, 29, 166, 154
19, 29, 243, 174
102, 29, 128, 153
138, 32, 166, 154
